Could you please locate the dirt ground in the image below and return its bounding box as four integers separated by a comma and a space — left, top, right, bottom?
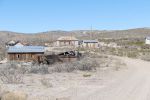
1, 56, 150, 100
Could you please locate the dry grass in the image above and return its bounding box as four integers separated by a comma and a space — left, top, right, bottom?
83, 73, 91, 77
0, 63, 24, 84
48, 57, 99, 73
0, 52, 125, 85
40, 77, 53, 88
0, 91, 27, 100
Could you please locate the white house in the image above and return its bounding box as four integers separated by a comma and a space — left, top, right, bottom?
56, 36, 79, 47
145, 37, 150, 44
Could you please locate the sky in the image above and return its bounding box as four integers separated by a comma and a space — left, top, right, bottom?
0, 0, 150, 33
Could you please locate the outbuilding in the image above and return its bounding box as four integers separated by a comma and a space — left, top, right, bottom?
7, 46, 45, 62
145, 37, 150, 44
56, 36, 79, 47
80, 40, 99, 48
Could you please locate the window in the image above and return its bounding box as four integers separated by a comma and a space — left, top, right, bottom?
17, 54, 20, 59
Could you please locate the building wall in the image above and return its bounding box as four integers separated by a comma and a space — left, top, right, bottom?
145, 39, 150, 44
56, 40, 79, 47
82, 43, 98, 48
7, 53, 43, 62
74, 41, 79, 47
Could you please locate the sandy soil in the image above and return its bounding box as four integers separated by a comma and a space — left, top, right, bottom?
77, 57, 150, 100
1, 56, 150, 100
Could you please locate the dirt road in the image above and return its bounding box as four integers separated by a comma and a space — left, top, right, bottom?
72, 57, 150, 100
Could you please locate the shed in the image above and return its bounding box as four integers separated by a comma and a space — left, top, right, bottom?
56, 36, 79, 47
81, 40, 99, 48
7, 46, 45, 62
145, 37, 150, 44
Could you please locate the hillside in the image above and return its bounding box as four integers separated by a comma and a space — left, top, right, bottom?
0, 28, 150, 54
0, 28, 149, 43
1, 28, 150, 43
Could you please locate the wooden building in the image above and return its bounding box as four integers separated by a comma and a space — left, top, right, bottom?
56, 36, 79, 47
7, 46, 45, 62
80, 40, 99, 48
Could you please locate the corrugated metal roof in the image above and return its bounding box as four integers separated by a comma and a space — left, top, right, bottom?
7, 46, 45, 53
82, 40, 98, 43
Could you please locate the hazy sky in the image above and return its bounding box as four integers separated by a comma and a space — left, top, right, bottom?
0, 0, 150, 33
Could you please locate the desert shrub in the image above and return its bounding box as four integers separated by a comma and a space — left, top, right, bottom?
0, 62, 50, 83
126, 51, 138, 58
40, 78, 53, 88
28, 64, 49, 74
83, 73, 91, 77
141, 54, 150, 61
48, 57, 99, 73
48, 63, 75, 73
73, 57, 98, 71
0, 62, 23, 84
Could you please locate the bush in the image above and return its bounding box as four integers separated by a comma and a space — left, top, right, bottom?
141, 54, 150, 61
0, 63, 23, 84
28, 64, 49, 74
83, 73, 91, 77
48, 57, 99, 73
40, 77, 53, 88
0, 62, 50, 83
126, 51, 138, 58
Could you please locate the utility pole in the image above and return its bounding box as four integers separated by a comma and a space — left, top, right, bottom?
51, 31, 53, 42
90, 25, 93, 39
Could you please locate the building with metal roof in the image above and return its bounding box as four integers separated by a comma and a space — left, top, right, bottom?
7, 46, 45, 62
82, 40, 98, 43
80, 40, 99, 48
7, 46, 45, 53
